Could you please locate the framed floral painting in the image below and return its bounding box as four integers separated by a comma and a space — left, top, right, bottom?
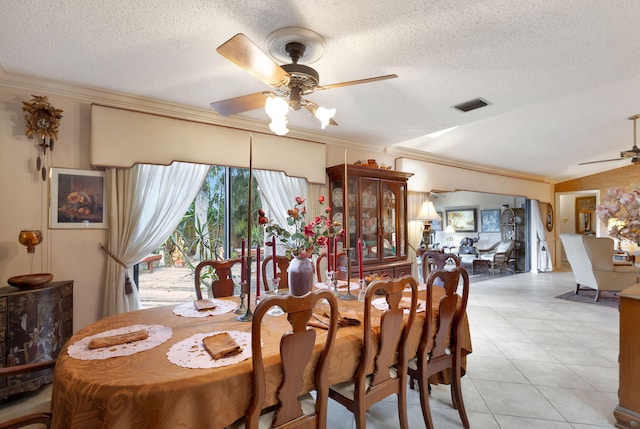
50, 168, 107, 229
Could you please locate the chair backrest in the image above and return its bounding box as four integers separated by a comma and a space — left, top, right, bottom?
315, 251, 347, 282
420, 267, 469, 369
261, 255, 290, 292
359, 275, 418, 388
246, 290, 339, 429
559, 234, 600, 287
0, 361, 55, 429
194, 258, 241, 299
419, 251, 460, 284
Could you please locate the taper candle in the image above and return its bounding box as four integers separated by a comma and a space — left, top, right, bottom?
241, 238, 246, 282
272, 236, 277, 280
358, 238, 363, 280
256, 245, 261, 297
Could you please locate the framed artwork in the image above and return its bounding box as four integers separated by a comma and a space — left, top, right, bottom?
480, 209, 501, 232
446, 208, 477, 232
431, 212, 443, 231
50, 168, 107, 229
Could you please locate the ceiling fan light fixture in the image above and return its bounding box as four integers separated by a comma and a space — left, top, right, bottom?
265, 94, 289, 121
314, 106, 336, 129
269, 117, 289, 136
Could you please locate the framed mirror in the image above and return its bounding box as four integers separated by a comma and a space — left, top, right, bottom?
575, 196, 596, 235
542, 202, 553, 232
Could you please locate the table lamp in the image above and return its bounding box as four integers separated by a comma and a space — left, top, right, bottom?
416, 199, 441, 250
444, 224, 456, 249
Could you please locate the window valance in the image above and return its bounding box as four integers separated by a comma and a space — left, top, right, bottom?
90, 105, 327, 184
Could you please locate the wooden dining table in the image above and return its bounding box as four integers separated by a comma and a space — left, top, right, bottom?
51, 286, 472, 429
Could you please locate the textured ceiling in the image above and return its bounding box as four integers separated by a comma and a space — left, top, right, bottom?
3, 0, 640, 182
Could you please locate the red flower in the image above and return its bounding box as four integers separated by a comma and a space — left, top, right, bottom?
303, 224, 315, 237
295, 196, 305, 205
319, 196, 325, 204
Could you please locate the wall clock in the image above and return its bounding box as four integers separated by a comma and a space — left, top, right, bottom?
22, 95, 63, 180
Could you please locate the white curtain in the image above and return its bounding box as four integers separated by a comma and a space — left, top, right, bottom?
102, 162, 210, 316
530, 199, 553, 272
255, 170, 307, 238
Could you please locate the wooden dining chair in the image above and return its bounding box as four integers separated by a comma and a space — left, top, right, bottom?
194, 258, 241, 299
408, 266, 470, 429
240, 290, 339, 429
260, 255, 290, 292
315, 251, 347, 282
419, 251, 460, 284
0, 360, 56, 429
328, 275, 418, 429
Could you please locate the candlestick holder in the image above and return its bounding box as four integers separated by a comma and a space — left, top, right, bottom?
340, 279, 358, 301
234, 283, 246, 314
325, 270, 334, 287
357, 279, 367, 302
332, 272, 340, 296
236, 280, 253, 321
267, 277, 284, 316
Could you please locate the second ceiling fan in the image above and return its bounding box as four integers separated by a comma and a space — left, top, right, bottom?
579, 114, 640, 165
210, 28, 397, 135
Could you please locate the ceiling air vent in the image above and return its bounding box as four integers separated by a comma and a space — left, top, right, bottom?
453, 98, 490, 113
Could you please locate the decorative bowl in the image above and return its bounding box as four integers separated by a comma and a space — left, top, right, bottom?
7, 273, 53, 289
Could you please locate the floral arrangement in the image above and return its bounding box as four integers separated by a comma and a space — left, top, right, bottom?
596, 187, 640, 244
259, 196, 341, 258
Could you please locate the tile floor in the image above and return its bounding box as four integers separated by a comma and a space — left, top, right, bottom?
326, 267, 620, 428
1, 267, 621, 428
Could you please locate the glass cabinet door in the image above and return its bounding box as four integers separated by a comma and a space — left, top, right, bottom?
381, 181, 398, 259
360, 178, 379, 263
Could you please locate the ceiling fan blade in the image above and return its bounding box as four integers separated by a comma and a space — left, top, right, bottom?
578, 158, 624, 165
217, 33, 290, 89
210, 92, 270, 116
316, 74, 398, 91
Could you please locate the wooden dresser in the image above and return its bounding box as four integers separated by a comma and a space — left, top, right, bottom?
614, 283, 640, 428
0, 280, 73, 398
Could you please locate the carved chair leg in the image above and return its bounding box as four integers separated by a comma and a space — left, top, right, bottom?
417, 374, 435, 429
451, 364, 470, 429
575, 283, 580, 294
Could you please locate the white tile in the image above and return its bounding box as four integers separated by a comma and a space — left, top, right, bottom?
537, 385, 618, 426
465, 356, 528, 383
511, 360, 592, 389
541, 344, 615, 367
468, 338, 505, 358
521, 328, 580, 346
494, 414, 574, 428
474, 380, 565, 421
493, 340, 560, 362
566, 364, 619, 393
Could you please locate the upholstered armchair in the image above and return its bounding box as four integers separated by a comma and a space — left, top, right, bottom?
477, 239, 515, 274
560, 234, 640, 301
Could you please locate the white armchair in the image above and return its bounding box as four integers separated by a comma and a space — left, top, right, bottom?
560, 233, 640, 301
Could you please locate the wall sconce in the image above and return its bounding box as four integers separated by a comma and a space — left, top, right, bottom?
416, 199, 441, 250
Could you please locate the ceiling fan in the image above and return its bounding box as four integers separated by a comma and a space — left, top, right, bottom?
579, 114, 640, 165
210, 28, 398, 135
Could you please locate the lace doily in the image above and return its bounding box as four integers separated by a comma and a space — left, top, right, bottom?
172, 299, 237, 318
315, 281, 360, 292
371, 297, 427, 313
167, 330, 252, 369
68, 324, 173, 360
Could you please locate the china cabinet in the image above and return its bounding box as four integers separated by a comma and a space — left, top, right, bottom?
614, 284, 640, 429
500, 207, 525, 272
0, 280, 73, 398
326, 164, 413, 278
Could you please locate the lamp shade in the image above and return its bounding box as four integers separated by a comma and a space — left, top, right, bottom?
444, 225, 456, 234
416, 200, 441, 221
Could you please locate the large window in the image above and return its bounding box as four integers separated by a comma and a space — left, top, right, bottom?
137, 165, 262, 307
